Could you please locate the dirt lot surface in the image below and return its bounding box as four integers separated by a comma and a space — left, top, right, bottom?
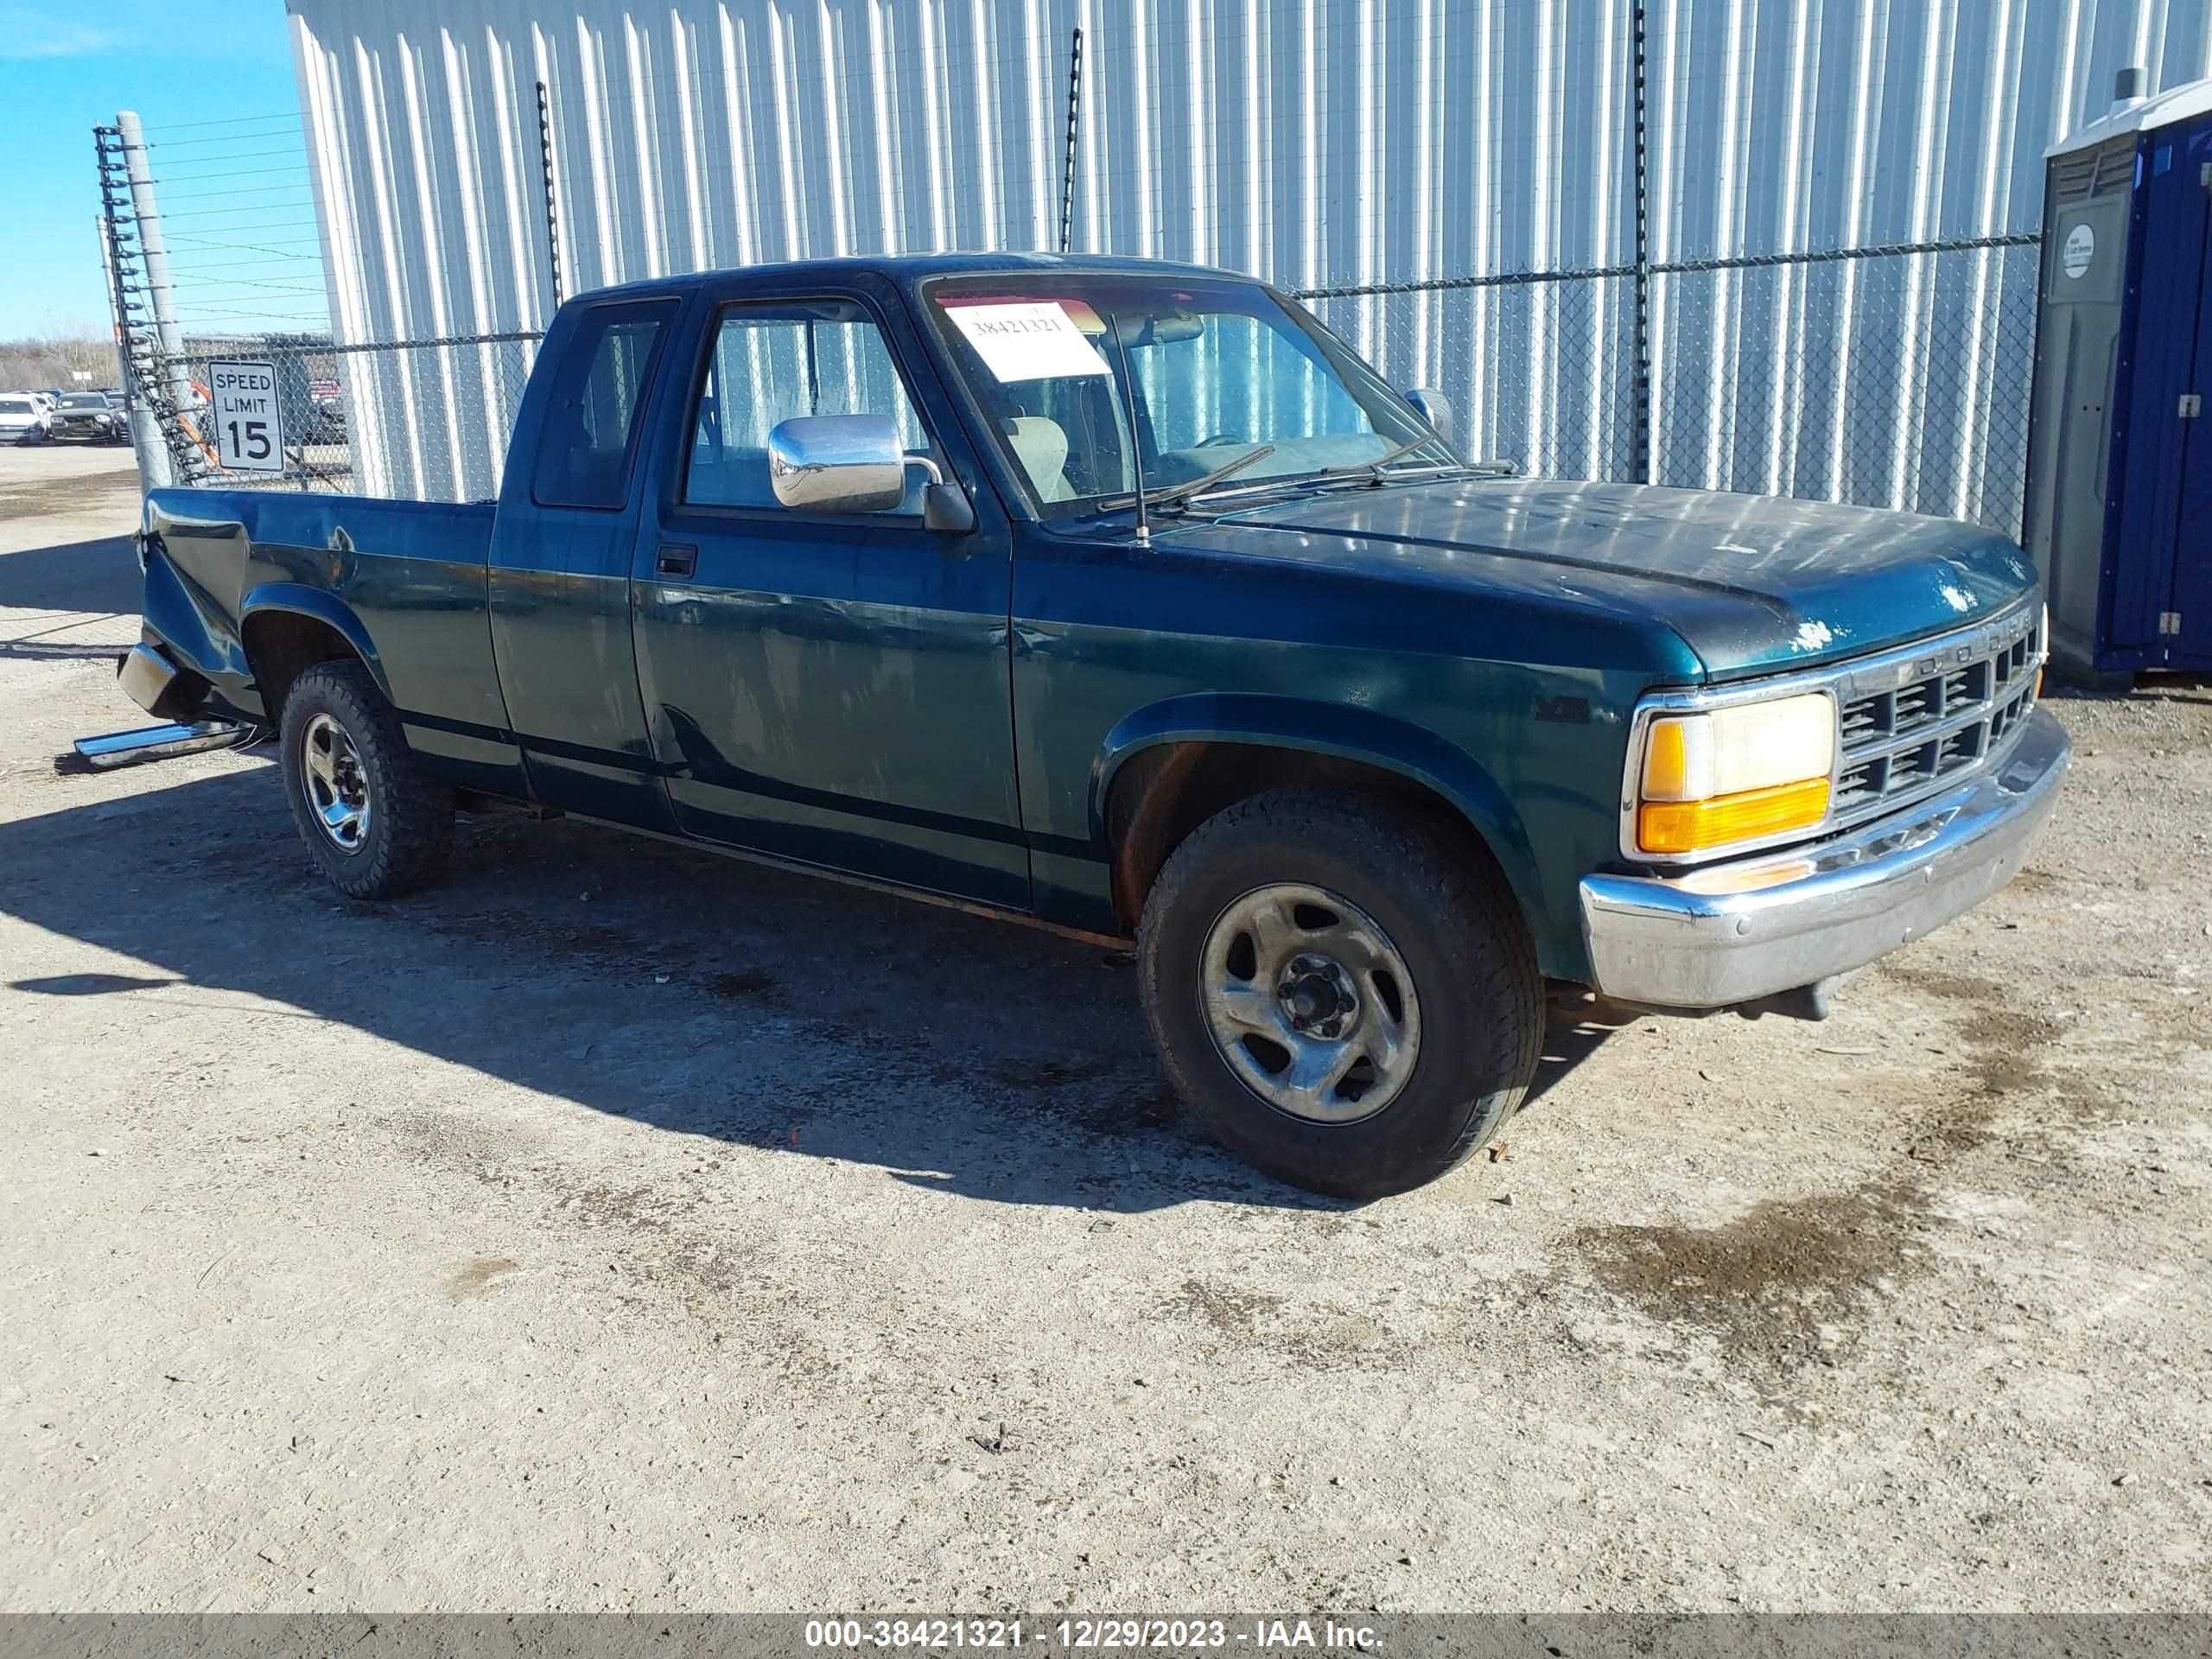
0, 442, 143, 524
3, 448, 2208, 1613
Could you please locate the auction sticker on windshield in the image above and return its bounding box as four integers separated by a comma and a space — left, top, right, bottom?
944, 301, 1110, 383
208, 359, 284, 473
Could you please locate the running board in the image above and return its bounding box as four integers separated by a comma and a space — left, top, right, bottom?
60, 720, 249, 774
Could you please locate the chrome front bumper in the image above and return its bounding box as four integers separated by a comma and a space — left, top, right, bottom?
1579, 707, 2070, 1009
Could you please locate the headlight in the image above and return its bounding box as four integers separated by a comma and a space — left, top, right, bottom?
1634, 691, 1835, 855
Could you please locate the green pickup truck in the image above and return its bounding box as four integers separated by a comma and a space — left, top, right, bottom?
122, 254, 2068, 1197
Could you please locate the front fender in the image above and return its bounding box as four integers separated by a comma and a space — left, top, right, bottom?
239, 582, 392, 702
1091, 691, 1548, 940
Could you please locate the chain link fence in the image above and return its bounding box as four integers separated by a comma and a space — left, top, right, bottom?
139, 241, 2038, 538
151, 333, 542, 500
1647, 237, 2044, 536
1298, 232, 2042, 538
99, 0, 2079, 541
1299, 270, 1643, 485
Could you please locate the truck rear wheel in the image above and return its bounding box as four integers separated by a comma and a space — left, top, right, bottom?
1137, 788, 1542, 1200
277, 660, 452, 899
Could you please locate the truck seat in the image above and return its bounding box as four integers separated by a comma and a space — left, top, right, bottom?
1004, 416, 1074, 503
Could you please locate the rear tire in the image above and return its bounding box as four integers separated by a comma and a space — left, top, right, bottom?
277, 660, 452, 899
1138, 788, 1542, 1200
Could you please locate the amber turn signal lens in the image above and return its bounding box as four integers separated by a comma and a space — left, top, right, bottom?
1637, 777, 1832, 855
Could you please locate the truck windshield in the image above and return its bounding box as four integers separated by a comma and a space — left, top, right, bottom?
60, 395, 108, 410
923, 274, 1453, 518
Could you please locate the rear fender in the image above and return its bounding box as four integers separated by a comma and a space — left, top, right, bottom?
138, 543, 248, 687
238, 583, 391, 702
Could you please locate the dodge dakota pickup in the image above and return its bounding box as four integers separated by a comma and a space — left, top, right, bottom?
122, 253, 2069, 1198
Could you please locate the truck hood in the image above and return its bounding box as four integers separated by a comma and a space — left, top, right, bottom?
1205, 478, 2039, 679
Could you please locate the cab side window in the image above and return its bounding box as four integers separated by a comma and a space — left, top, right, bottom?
685, 302, 929, 514
531, 302, 673, 510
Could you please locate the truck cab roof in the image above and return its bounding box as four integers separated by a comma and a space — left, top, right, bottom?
572, 251, 1265, 308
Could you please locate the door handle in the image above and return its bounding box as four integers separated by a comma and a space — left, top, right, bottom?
656, 543, 698, 579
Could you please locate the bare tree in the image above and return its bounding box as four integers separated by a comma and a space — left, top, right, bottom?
0, 335, 118, 391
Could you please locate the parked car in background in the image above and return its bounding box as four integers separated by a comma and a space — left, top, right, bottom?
120, 254, 2069, 1198
302, 385, 348, 445
0, 394, 54, 445
48, 391, 129, 445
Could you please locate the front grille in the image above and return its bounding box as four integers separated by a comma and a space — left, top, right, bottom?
1832, 606, 2043, 830
1891, 679, 1938, 734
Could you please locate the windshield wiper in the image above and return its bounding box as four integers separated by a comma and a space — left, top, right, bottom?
1188, 435, 1455, 507
1166, 435, 1457, 513
1315, 433, 1454, 486
1113, 443, 1278, 515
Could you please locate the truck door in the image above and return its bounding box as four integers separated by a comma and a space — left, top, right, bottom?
629, 281, 1028, 908
489, 296, 681, 828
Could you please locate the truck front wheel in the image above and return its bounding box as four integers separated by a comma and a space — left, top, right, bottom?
1138, 789, 1542, 1200
277, 660, 452, 899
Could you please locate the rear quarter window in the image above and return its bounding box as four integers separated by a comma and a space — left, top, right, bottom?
531, 302, 676, 510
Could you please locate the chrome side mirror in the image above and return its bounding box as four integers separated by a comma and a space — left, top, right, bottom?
766, 412, 906, 515
1404, 387, 1453, 448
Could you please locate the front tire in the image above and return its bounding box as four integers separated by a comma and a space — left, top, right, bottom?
277, 660, 452, 899
1138, 789, 1542, 1200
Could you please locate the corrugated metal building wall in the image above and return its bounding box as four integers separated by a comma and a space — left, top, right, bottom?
288, 0, 2212, 511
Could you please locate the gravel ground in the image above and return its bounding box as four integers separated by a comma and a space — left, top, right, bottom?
2, 448, 2208, 1613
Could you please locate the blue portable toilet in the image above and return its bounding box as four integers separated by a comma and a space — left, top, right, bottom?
2025, 72, 2212, 683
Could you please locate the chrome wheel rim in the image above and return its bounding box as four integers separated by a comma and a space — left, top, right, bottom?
1198, 882, 1421, 1124
300, 711, 372, 853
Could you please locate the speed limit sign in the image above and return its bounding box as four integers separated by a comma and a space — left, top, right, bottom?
208, 359, 285, 473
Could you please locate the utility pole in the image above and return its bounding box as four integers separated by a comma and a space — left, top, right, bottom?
94, 211, 162, 482
93, 125, 171, 486
116, 109, 200, 477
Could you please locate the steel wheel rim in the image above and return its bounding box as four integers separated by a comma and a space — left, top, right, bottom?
300, 711, 372, 853
1198, 882, 1422, 1125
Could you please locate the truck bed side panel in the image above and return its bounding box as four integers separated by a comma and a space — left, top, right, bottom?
143, 489, 523, 795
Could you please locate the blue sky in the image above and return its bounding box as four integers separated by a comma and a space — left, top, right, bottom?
1, 0, 311, 339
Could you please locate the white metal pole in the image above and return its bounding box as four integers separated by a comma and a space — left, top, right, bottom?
96, 208, 170, 487
116, 110, 200, 473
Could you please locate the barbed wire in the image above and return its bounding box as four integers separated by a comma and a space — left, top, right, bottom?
125, 110, 333, 344
152, 111, 302, 132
